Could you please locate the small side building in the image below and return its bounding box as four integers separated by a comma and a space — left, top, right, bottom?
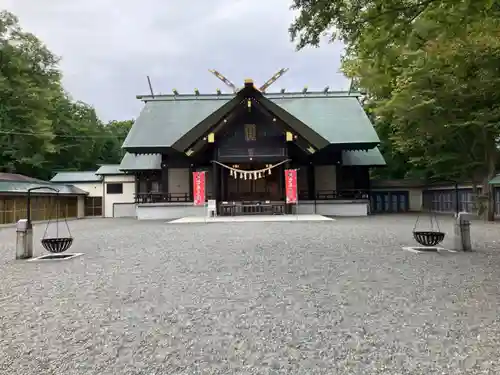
0, 173, 87, 224
95, 165, 136, 218
50, 171, 103, 217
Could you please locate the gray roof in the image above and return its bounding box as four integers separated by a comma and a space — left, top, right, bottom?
119, 153, 161, 171
342, 148, 386, 166
95, 164, 124, 175
0, 181, 88, 195
51, 171, 102, 183
122, 90, 379, 152
0, 173, 47, 183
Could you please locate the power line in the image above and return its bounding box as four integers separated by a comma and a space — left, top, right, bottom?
0, 130, 125, 139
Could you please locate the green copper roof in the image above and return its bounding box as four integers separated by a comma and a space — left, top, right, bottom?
122, 97, 231, 150
272, 96, 380, 145
488, 174, 500, 185
342, 148, 386, 166
51, 171, 101, 183
122, 90, 379, 153
119, 153, 161, 171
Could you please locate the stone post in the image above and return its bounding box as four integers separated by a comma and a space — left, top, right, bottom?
453, 212, 472, 252
16, 219, 33, 259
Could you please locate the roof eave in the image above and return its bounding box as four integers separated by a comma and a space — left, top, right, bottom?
51, 180, 101, 184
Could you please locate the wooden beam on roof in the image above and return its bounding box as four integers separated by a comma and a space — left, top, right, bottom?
171, 89, 250, 152
184, 100, 246, 155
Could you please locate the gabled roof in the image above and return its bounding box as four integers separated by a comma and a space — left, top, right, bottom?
342, 148, 386, 166
122, 96, 232, 152
122, 88, 380, 153
269, 95, 379, 147
51, 171, 102, 183
119, 153, 161, 171
96, 164, 124, 175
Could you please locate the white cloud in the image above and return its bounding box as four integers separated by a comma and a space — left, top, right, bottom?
3, 0, 348, 121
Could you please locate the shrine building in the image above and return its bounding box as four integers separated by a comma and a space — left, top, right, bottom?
114, 75, 385, 219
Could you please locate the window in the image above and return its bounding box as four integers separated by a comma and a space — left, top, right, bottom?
85, 197, 102, 216
106, 183, 123, 194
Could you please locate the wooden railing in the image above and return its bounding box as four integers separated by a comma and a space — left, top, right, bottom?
135, 190, 369, 204
135, 192, 197, 203
219, 201, 285, 216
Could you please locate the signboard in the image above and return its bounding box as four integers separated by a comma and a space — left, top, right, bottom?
193, 171, 206, 206
285, 169, 298, 204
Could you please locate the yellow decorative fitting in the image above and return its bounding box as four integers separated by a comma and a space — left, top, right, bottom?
185, 149, 194, 156
247, 99, 251, 108
286, 131, 293, 142
244, 79, 253, 84
207, 132, 215, 143
307, 146, 315, 154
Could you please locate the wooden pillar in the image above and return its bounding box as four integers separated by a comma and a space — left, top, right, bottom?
189, 165, 194, 201
134, 173, 140, 202
212, 161, 218, 202
221, 167, 226, 201
308, 164, 315, 200
212, 148, 218, 202
161, 155, 169, 200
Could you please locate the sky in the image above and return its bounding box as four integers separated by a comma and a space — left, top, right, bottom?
4, 0, 348, 122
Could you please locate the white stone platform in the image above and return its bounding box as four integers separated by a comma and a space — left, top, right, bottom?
168, 214, 334, 224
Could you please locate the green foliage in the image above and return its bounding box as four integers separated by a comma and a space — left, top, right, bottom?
0, 10, 132, 180
289, 0, 500, 219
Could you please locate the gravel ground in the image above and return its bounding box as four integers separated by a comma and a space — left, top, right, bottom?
0, 214, 500, 374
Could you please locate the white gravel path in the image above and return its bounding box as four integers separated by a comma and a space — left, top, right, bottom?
0, 215, 500, 374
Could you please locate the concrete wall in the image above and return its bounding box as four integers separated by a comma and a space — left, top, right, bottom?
136, 202, 205, 220
113, 202, 137, 217
77, 195, 85, 218
292, 200, 368, 216
315, 165, 337, 190
103, 174, 135, 218
70, 182, 103, 197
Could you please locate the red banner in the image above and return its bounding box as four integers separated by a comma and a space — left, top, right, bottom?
285, 169, 298, 204
193, 171, 206, 206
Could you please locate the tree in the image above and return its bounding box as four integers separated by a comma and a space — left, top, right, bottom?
0, 10, 133, 180
0, 10, 60, 177
382, 18, 500, 218
289, 0, 500, 220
